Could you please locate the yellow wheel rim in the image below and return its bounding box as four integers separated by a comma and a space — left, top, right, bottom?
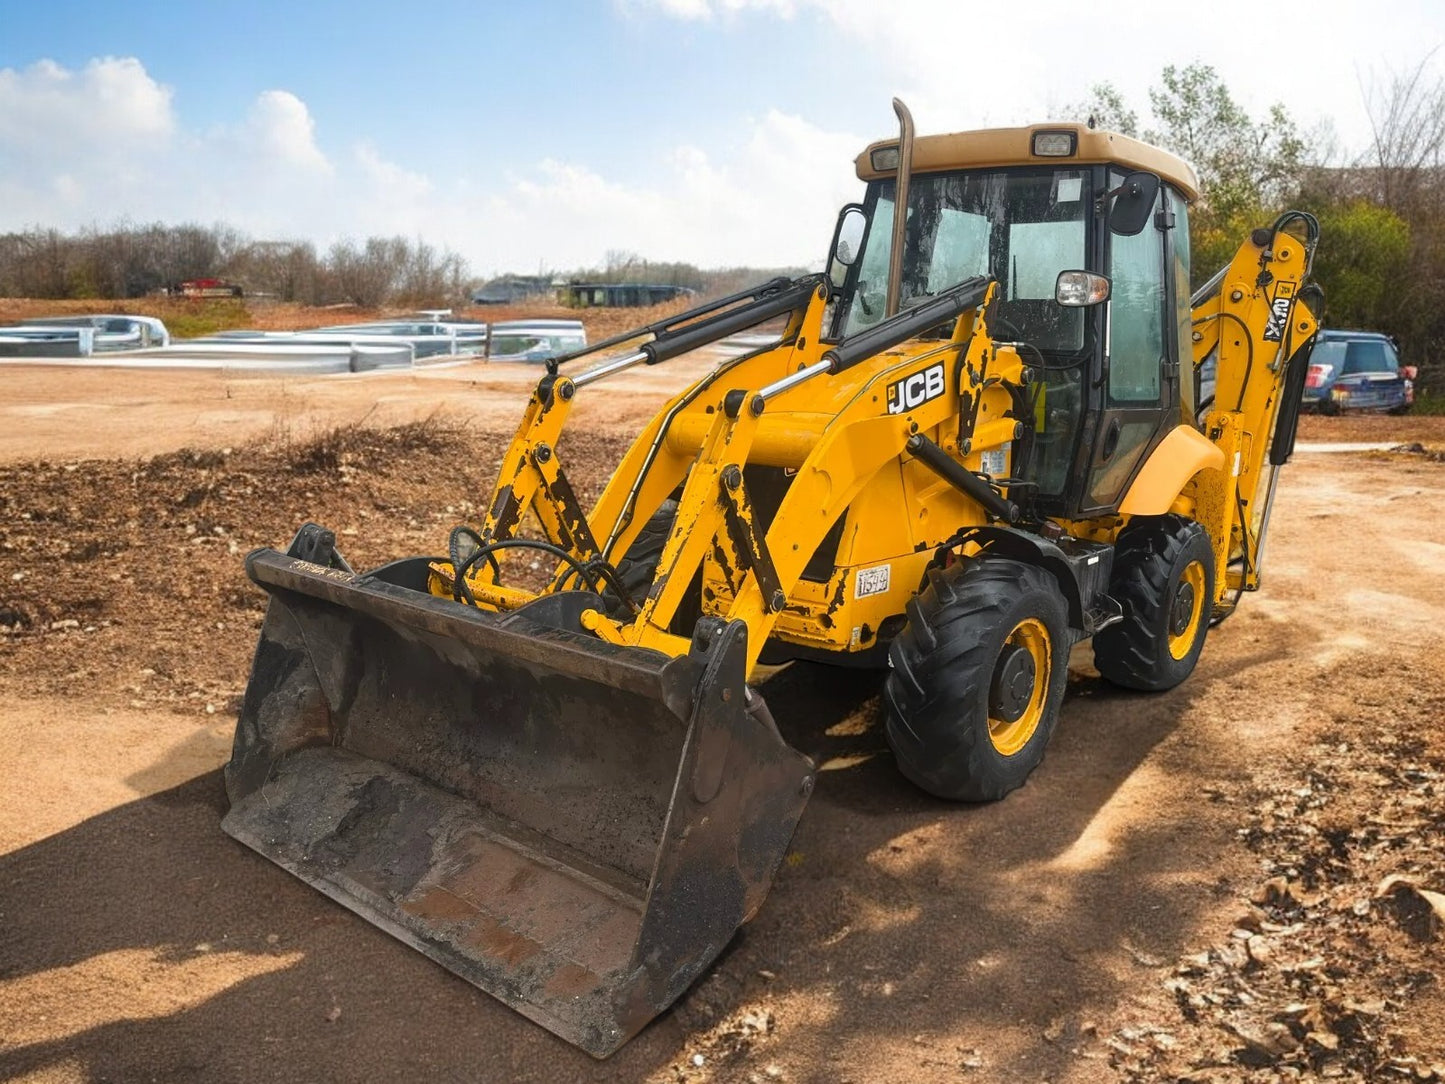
1167, 560, 1207, 661
987, 618, 1051, 757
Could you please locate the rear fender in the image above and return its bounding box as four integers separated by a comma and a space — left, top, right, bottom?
1117, 425, 1226, 517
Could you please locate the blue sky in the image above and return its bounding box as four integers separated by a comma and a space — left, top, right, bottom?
2, 0, 1443, 276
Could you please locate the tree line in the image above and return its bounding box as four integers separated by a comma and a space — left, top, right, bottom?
580, 250, 809, 297
0, 225, 806, 311
0, 227, 469, 308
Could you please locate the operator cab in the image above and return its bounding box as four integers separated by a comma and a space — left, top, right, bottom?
826, 123, 1199, 521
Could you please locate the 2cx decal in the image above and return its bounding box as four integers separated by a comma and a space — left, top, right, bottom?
1263, 282, 1295, 343
886, 362, 946, 415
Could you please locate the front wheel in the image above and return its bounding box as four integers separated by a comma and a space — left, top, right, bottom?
884, 559, 1070, 802
602, 499, 678, 612
1093, 515, 1215, 692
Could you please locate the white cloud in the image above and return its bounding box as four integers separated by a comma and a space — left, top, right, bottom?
243, 90, 331, 174
0, 57, 174, 151
0, 58, 346, 232
627, 0, 1430, 156
0, 56, 873, 274
465, 109, 863, 271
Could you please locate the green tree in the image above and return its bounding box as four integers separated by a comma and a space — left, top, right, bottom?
1142, 65, 1307, 282
1147, 65, 1304, 223
1065, 83, 1139, 137
1302, 200, 1410, 330
1062, 68, 1306, 284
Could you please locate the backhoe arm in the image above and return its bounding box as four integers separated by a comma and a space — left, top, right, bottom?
1186, 211, 1321, 614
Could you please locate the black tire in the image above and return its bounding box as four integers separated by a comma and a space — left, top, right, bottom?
602, 499, 678, 613
884, 559, 1070, 802
1093, 515, 1214, 692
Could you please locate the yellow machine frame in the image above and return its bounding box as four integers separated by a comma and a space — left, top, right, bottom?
430, 216, 1316, 676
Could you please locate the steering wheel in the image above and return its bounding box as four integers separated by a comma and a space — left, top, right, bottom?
855, 279, 883, 319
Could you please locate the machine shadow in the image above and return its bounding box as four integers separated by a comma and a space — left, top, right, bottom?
663, 632, 1301, 1079
0, 769, 687, 1082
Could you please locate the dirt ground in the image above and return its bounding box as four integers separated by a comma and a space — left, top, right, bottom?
2, 350, 1444, 1083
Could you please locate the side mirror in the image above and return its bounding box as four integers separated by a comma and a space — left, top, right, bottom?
1108, 171, 1160, 236
828, 204, 867, 286
1056, 270, 1110, 307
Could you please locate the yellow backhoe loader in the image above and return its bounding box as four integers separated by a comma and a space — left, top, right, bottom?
224, 102, 1321, 1056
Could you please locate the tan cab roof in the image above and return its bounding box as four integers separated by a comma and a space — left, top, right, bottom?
856, 122, 1200, 202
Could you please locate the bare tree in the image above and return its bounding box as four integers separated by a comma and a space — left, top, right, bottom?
1361, 52, 1445, 212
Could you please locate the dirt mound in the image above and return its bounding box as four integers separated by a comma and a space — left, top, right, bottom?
0, 419, 630, 716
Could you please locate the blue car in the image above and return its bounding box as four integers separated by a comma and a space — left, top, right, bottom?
1303, 329, 1413, 414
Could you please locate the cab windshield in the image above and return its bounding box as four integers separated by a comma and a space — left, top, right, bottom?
836, 168, 1092, 353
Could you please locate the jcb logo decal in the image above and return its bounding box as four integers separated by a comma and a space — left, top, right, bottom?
887, 363, 945, 415
1263, 283, 1294, 343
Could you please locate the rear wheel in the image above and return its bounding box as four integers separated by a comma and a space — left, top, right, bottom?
884, 559, 1070, 802
1093, 515, 1214, 692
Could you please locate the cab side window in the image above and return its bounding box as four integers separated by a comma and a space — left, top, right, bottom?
1169, 191, 1193, 417
1108, 178, 1166, 403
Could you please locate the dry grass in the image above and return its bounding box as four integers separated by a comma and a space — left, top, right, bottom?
264, 412, 468, 474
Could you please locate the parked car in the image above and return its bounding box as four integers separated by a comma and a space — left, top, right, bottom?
486, 319, 586, 363
1196, 328, 1413, 417
1303, 329, 1414, 415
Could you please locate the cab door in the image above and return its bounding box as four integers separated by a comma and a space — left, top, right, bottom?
1081, 175, 1178, 512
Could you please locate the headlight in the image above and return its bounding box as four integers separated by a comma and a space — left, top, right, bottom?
1054, 270, 1110, 307
871, 146, 901, 172
1032, 131, 1077, 157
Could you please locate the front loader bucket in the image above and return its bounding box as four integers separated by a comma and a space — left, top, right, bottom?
223, 538, 814, 1058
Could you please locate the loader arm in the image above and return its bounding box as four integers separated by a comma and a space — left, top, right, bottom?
429, 275, 826, 609
446, 275, 1009, 677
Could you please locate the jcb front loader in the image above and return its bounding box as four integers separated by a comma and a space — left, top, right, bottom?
224, 102, 1320, 1056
